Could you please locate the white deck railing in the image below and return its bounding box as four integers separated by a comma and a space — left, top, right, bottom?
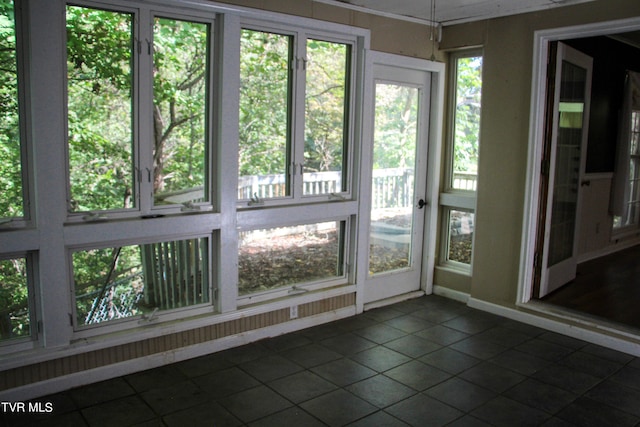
158, 169, 478, 207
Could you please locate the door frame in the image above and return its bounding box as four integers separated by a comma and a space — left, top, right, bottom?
519, 17, 640, 305
355, 51, 444, 312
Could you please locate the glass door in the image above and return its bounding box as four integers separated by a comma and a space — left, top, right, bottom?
363, 61, 431, 304
539, 42, 592, 297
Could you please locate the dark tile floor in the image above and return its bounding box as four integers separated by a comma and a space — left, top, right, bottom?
3, 295, 640, 426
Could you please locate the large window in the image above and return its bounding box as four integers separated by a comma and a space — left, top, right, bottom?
0, 0, 26, 222
238, 27, 352, 204
1, 1, 35, 350
440, 51, 482, 268
1, 1, 367, 355
66, 5, 212, 215
73, 237, 210, 328
238, 221, 346, 301
58, 2, 217, 335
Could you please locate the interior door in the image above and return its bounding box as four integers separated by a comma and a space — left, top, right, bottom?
363, 61, 431, 304
539, 42, 593, 298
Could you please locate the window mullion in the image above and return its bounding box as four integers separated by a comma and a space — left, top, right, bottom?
291, 34, 307, 200
137, 9, 154, 215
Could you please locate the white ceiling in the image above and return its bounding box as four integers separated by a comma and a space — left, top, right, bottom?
315, 0, 597, 26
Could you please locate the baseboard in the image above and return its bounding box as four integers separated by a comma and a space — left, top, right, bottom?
578, 237, 640, 263
432, 285, 470, 303
468, 298, 640, 357
363, 290, 425, 311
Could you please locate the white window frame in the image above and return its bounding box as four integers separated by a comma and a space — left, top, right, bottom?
60, 0, 221, 337
1, 0, 368, 358
0, 0, 32, 230
64, 1, 217, 222
0, 0, 41, 355
236, 19, 358, 208
439, 49, 482, 270
233, 17, 366, 305
69, 232, 215, 338
236, 216, 352, 306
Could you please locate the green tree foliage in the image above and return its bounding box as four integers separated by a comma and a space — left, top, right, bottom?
304, 40, 348, 174
0, 257, 29, 340
0, 1, 29, 342
73, 245, 143, 325
65, 9, 211, 326
66, 7, 210, 211
0, 0, 22, 219
66, 6, 134, 211
239, 29, 290, 177
238, 31, 350, 181
373, 84, 418, 170
454, 56, 482, 174
152, 18, 209, 199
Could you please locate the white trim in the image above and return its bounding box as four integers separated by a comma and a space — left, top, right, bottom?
357, 51, 444, 306
424, 63, 446, 297
312, 0, 436, 27
432, 285, 470, 303
363, 290, 425, 311
439, 193, 477, 210
470, 298, 640, 357
312, 0, 597, 28
577, 237, 640, 264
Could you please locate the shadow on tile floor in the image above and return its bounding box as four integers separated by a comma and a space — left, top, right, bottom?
3, 295, 640, 427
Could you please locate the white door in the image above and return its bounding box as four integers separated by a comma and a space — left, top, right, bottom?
539, 42, 593, 297
362, 58, 432, 304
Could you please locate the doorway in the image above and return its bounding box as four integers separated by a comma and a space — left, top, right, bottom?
359, 52, 443, 306
521, 17, 640, 332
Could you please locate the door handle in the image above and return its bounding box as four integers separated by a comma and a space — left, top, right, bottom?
417, 199, 426, 209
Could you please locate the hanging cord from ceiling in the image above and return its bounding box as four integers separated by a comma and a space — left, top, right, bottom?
429, 0, 437, 61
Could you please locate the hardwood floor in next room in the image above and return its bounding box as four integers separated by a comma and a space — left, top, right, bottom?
542, 244, 640, 330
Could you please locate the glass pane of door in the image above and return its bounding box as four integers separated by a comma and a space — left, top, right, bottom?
538, 43, 592, 298
548, 61, 587, 267
369, 82, 419, 275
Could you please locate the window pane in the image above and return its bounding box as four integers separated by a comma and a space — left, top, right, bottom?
615, 110, 640, 229
0, 256, 30, 341
238, 221, 344, 296
66, 6, 134, 212
73, 238, 210, 327
153, 17, 210, 206
238, 29, 291, 200
452, 56, 482, 191
304, 39, 349, 195
0, 0, 24, 219
369, 83, 418, 275
447, 210, 475, 264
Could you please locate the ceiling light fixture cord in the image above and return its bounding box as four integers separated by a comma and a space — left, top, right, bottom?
430, 0, 437, 61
